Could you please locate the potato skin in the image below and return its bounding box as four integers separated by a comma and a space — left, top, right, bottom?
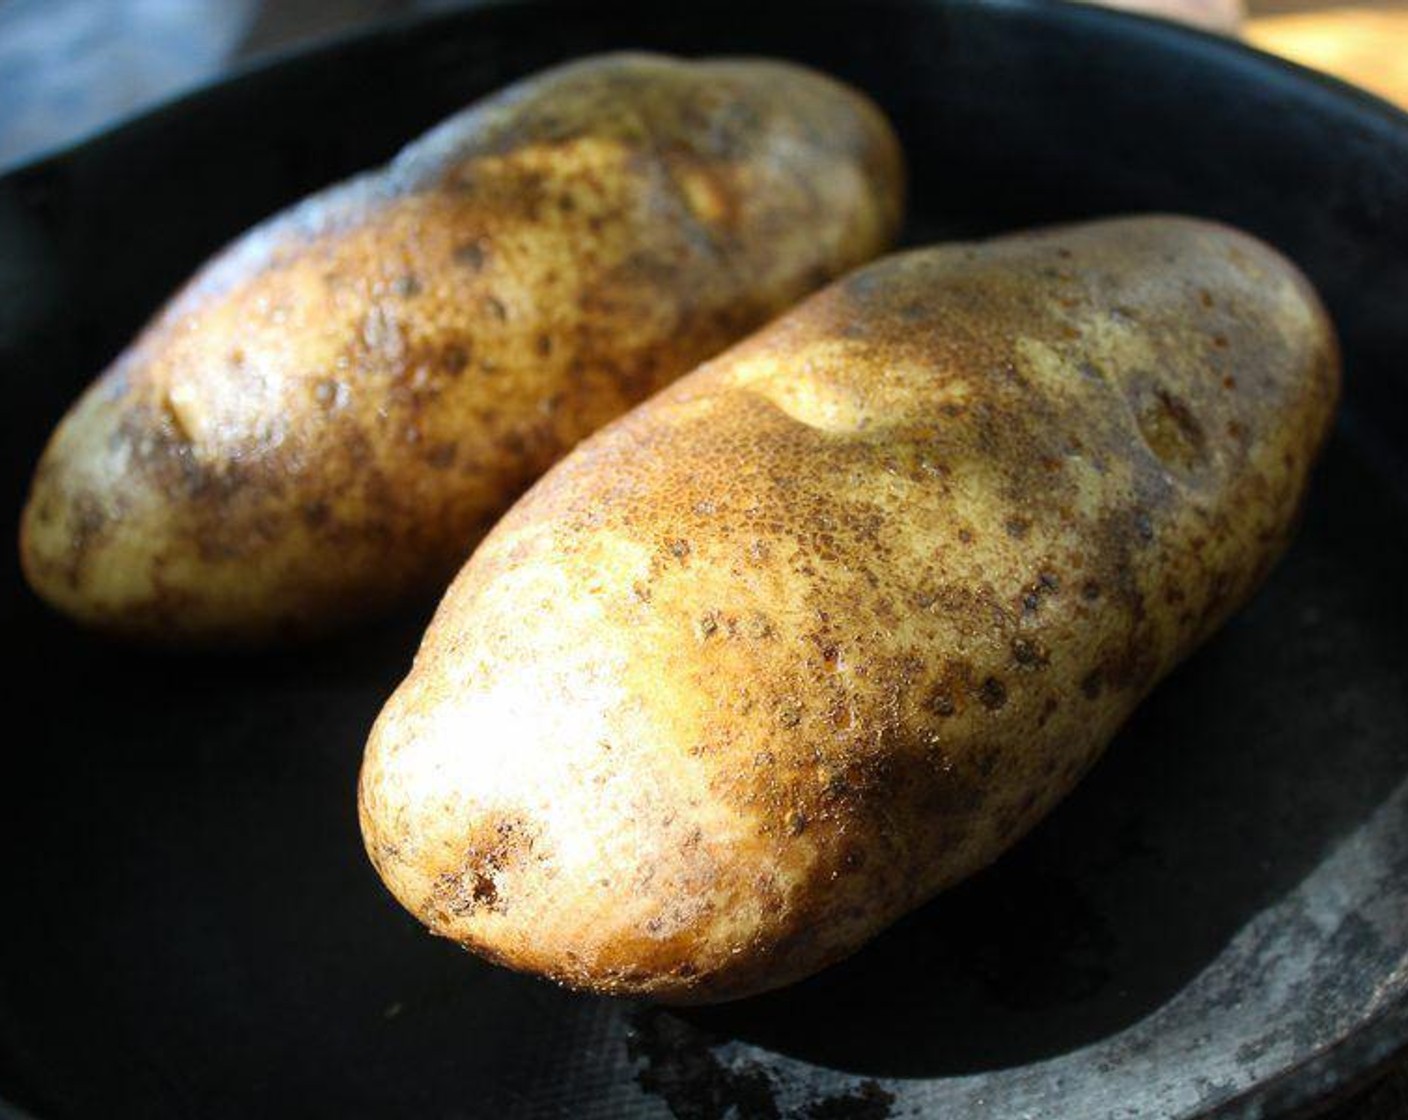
359, 216, 1339, 1003
18, 53, 902, 642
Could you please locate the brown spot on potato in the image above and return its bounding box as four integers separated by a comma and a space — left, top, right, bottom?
744, 612, 774, 640
1011, 637, 1050, 668
453, 239, 489, 269
440, 344, 471, 375
928, 684, 957, 717
1136, 387, 1207, 474
426, 442, 457, 469
54, 493, 111, 588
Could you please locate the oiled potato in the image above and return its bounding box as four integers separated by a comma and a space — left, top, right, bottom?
359, 216, 1339, 1003
19, 53, 902, 642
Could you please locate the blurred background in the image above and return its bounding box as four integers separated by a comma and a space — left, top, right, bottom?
0, 0, 1405, 170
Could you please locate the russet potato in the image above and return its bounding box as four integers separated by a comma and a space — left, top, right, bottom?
359, 215, 1339, 1003
19, 53, 903, 642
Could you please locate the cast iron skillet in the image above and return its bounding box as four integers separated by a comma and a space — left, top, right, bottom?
2, 1, 1407, 1117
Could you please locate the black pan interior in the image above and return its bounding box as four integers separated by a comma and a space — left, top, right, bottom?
2, 2, 1407, 1118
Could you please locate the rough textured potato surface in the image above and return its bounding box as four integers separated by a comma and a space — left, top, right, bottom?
19, 53, 902, 641
359, 216, 1339, 1003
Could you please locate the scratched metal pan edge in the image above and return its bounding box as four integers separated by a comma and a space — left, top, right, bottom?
2, 1, 1407, 1118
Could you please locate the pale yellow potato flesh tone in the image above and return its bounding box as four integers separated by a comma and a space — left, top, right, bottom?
19, 53, 903, 642
360, 216, 1339, 1004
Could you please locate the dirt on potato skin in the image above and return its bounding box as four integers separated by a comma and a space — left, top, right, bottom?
20, 52, 904, 643
361, 215, 1339, 1003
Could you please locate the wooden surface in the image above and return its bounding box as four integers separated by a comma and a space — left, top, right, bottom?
1247, 1, 1408, 108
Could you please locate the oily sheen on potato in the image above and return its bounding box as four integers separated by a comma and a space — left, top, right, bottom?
359, 216, 1339, 1003
19, 53, 902, 642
